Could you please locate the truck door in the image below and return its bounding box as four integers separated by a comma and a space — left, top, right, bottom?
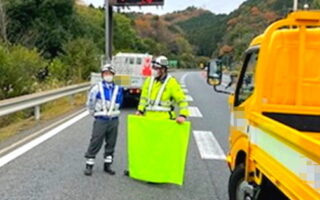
231, 48, 259, 135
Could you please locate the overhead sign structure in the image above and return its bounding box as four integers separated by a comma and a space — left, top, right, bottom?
105, 0, 165, 63
110, 0, 164, 6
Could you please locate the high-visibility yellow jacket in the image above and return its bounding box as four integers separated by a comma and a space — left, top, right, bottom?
138, 75, 189, 119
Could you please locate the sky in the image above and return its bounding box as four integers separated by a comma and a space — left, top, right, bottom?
83, 0, 247, 15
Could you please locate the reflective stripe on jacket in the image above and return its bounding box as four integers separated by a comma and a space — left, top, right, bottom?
138, 75, 189, 117
87, 81, 123, 118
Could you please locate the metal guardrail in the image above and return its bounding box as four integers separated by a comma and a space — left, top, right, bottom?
0, 83, 90, 120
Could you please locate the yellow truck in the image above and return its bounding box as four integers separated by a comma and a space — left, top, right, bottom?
208, 11, 320, 200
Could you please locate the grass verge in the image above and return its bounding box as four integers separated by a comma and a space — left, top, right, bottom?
0, 93, 86, 142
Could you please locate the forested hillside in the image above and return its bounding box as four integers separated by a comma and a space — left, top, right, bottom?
0, 0, 103, 100
219, 0, 320, 64
0, 0, 201, 101
175, 11, 227, 57
167, 0, 320, 67
1, 0, 320, 100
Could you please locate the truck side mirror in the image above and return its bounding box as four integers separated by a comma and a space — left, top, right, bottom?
207, 60, 222, 86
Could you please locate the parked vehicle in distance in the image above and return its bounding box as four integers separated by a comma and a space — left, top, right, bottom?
91, 53, 153, 103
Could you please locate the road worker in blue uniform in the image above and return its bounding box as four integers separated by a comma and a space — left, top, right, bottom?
84, 64, 123, 176
124, 55, 189, 177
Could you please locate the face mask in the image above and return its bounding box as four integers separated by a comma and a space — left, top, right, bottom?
103, 75, 113, 82
152, 69, 160, 77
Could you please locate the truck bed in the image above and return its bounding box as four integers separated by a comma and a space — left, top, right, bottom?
263, 112, 320, 132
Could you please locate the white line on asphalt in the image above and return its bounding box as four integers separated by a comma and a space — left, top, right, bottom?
188, 106, 203, 117
0, 111, 89, 168
181, 84, 186, 88
0, 109, 86, 156
193, 130, 226, 160
180, 73, 189, 85
183, 88, 189, 93
186, 95, 194, 102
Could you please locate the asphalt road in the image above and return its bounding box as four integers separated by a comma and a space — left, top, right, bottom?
0, 71, 231, 200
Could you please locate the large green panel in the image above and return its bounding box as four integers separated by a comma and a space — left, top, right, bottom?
127, 115, 191, 185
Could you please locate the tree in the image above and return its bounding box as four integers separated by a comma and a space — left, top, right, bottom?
178, 52, 196, 69
6, 0, 76, 58
113, 13, 140, 52
46, 58, 68, 83
61, 38, 100, 83
75, 5, 105, 51
0, 0, 7, 43
0, 44, 47, 99
134, 15, 155, 38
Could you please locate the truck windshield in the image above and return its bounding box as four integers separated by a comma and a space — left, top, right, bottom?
130, 58, 135, 65
236, 50, 258, 106
137, 58, 142, 65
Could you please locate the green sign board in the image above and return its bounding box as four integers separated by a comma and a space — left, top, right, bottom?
168, 60, 178, 68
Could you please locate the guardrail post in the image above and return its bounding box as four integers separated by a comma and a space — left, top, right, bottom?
69, 94, 75, 106
34, 105, 40, 120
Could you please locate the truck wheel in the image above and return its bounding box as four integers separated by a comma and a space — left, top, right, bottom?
229, 164, 288, 200
229, 164, 253, 200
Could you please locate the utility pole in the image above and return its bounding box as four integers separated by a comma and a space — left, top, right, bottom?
103, 0, 164, 65
0, 0, 8, 43
105, 0, 112, 64
293, 0, 298, 11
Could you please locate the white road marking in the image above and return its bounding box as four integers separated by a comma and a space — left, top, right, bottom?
181, 84, 186, 88
186, 95, 194, 102
193, 130, 226, 160
180, 73, 189, 85
188, 106, 203, 117
0, 111, 89, 168
183, 88, 189, 93
0, 109, 86, 156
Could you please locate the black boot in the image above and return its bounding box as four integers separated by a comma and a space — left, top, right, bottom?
84, 164, 93, 176
123, 170, 130, 176
104, 163, 115, 175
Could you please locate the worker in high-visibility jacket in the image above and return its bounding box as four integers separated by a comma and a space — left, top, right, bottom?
136, 55, 189, 123
84, 64, 123, 176
124, 56, 189, 177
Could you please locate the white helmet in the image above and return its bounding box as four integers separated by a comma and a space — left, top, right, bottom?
152, 56, 169, 68
101, 64, 115, 74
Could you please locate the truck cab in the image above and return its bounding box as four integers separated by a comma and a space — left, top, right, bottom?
208, 11, 320, 200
